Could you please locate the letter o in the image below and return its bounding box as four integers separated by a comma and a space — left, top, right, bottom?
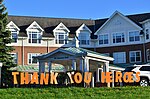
74, 72, 82, 84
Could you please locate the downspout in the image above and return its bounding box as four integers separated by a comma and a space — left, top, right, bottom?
47, 39, 49, 53
22, 37, 24, 66
142, 31, 146, 63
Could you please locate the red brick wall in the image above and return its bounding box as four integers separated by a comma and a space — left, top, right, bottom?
12, 46, 58, 65
12, 43, 147, 65
88, 44, 145, 63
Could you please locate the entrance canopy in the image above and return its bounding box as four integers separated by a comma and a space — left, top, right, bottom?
34, 47, 114, 73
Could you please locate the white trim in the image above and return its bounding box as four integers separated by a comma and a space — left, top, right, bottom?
27, 31, 42, 44
129, 50, 142, 63
87, 53, 114, 61
98, 33, 109, 45
26, 21, 44, 32
11, 53, 18, 64
146, 49, 150, 62
140, 19, 150, 24
113, 52, 126, 64
53, 22, 70, 33
28, 53, 40, 65
112, 32, 126, 44
7, 21, 20, 31
109, 66, 125, 71
94, 11, 142, 35
145, 28, 150, 42
76, 24, 92, 33
128, 30, 141, 43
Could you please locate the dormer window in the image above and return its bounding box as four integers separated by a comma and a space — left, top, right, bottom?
28, 31, 41, 44
7, 21, 20, 43
78, 33, 90, 45
11, 31, 18, 43
76, 24, 92, 45
26, 21, 44, 44
55, 32, 68, 44
53, 22, 70, 44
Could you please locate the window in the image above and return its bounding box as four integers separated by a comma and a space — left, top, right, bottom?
28, 31, 41, 44
99, 34, 108, 45
140, 66, 150, 71
146, 49, 150, 62
146, 29, 149, 40
28, 53, 39, 64
129, 31, 140, 42
130, 51, 141, 63
113, 52, 126, 63
11, 31, 18, 43
78, 33, 90, 45
55, 32, 68, 44
11, 53, 18, 64
113, 33, 125, 43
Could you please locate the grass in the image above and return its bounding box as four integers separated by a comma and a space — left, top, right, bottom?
0, 86, 150, 99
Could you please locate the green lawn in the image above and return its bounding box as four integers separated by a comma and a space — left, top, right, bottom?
0, 86, 149, 99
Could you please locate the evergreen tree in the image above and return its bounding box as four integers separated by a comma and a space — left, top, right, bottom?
0, 0, 16, 87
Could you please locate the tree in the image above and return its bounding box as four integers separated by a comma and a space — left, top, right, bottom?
0, 0, 16, 87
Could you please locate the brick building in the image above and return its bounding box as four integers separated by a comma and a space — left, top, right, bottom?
7, 11, 150, 67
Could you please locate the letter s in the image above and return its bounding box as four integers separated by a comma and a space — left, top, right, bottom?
136, 72, 140, 82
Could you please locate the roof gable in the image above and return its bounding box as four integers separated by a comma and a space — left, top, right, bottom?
53, 22, 70, 33
76, 24, 92, 33
95, 11, 142, 35
26, 21, 44, 31
7, 21, 20, 31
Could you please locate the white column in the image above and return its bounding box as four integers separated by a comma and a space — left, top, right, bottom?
72, 59, 76, 70
112, 70, 115, 87
39, 61, 45, 73
79, 58, 83, 71
48, 61, 52, 73
84, 58, 89, 72
105, 61, 110, 87
105, 62, 109, 72
86, 58, 89, 72
91, 76, 94, 88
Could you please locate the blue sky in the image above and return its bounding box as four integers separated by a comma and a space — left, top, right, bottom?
4, 0, 150, 19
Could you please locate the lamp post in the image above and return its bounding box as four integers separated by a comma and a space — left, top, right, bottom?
0, 63, 3, 87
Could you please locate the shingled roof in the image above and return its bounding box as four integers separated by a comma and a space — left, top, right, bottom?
8, 12, 150, 39
8, 16, 94, 38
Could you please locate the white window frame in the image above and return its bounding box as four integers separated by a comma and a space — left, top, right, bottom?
113, 52, 126, 64
28, 53, 40, 65
11, 31, 18, 43
112, 32, 125, 44
145, 29, 149, 40
128, 31, 140, 42
78, 32, 90, 45
146, 49, 150, 62
28, 31, 42, 44
11, 53, 18, 64
55, 32, 68, 44
98, 34, 109, 45
129, 51, 141, 63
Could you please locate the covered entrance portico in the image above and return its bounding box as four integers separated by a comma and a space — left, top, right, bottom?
34, 47, 114, 87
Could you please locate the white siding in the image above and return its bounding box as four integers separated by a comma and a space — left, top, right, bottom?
96, 13, 143, 47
